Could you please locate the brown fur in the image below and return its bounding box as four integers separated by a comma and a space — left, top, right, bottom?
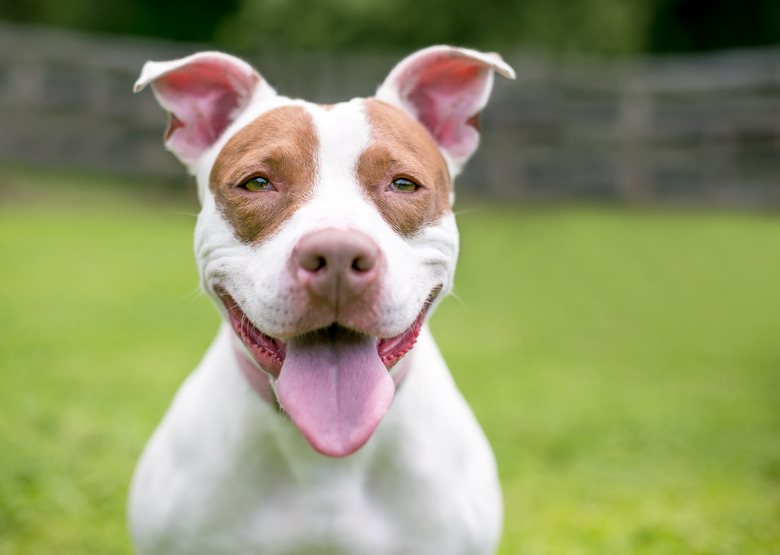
358, 99, 452, 237
210, 100, 451, 244
209, 105, 319, 245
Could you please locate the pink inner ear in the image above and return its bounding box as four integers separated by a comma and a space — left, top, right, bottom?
155, 60, 257, 164
402, 57, 488, 161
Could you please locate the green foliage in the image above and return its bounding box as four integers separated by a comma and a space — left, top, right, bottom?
1, 171, 779, 553
217, 0, 657, 55
3, 0, 780, 55
648, 0, 780, 53
218, 0, 780, 55
0, 0, 239, 42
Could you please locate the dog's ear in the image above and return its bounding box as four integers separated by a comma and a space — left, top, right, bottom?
134, 52, 274, 168
376, 46, 515, 174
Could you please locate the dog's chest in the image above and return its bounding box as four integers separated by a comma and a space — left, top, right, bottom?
171, 456, 435, 554
171, 458, 407, 553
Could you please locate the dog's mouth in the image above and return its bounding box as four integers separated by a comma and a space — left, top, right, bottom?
215, 288, 437, 378
214, 286, 439, 457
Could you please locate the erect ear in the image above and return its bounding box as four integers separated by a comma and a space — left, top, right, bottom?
376, 46, 515, 175
134, 52, 274, 168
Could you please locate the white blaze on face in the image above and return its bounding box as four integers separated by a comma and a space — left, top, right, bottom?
309, 101, 374, 214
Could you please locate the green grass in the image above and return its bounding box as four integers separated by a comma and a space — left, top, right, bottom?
1, 171, 779, 554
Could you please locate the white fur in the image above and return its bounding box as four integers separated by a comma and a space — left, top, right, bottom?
129, 49, 505, 555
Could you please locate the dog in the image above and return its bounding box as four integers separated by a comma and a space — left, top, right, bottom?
129, 46, 514, 554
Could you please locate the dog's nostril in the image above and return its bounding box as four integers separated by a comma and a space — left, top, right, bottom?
352, 255, 374, 273
312, 256, 327, 272
299, 254, 327, 273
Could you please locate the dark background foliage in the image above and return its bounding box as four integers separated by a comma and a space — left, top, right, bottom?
1, 0, 778, 55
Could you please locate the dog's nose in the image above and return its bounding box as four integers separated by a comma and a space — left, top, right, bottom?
292, 229, 381, 303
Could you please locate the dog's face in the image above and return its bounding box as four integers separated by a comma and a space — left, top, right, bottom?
135, 47, 514, 457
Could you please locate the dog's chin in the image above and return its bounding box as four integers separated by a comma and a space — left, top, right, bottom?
214, 286, 439, 380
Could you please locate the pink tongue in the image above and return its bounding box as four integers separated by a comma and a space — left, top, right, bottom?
275, 327, 395, 458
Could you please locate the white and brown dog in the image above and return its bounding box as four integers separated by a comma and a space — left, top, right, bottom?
129, 46, 514, 554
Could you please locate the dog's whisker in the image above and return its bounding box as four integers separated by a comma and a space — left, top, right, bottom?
172, 211, 199, 219
178, 287, 205, 305
453, 207, 481, 217
448, 290, 467, 309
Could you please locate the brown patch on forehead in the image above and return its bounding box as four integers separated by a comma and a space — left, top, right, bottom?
209, 105, 319, 244
358, 99, 451, 237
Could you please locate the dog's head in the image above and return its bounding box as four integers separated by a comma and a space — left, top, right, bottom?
135, 46, 514, 457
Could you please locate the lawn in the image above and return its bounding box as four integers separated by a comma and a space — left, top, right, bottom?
1, 170, 779, 554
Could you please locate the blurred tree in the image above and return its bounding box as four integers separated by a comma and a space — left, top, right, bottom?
649, 0, 780, 52
1, 0, 777, 55
0, 0, 239, 42
216, 0, 657, 55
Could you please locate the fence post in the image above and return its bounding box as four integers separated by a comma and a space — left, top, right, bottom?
616, 76, 653, 202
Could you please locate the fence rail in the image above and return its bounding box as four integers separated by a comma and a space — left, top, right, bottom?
2, 22, 780, 205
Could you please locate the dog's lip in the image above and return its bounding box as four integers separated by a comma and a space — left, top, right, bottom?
214, 285, 440, 379
215, 287, 286, 377
376, 286, 440, 366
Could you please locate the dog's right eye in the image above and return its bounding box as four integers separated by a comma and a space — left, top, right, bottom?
241, 176, 275, 192
389, 178, 420, 193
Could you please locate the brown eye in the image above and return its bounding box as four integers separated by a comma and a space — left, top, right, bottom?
241, 176, 274, 192
389, 178, 419, 193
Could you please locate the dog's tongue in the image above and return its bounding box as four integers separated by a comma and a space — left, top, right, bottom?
275, 327, 395, 458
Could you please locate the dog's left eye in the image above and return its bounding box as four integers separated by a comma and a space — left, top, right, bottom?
389, 178, 419, 193
241, 176, 275, 192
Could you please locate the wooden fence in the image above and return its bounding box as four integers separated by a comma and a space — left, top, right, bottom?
2, 21, 780, 205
